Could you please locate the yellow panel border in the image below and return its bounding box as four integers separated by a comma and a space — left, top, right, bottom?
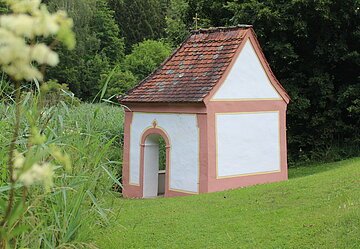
215, 110, 281, 179
169, 187, 199, 195
211, 98, 282, 102
217, 170, 281, 179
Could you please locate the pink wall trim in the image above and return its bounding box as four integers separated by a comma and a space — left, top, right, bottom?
165, 190, 191, 197
123, 125, 174, 198
121, 29, 290, 198
122, 108, 204, 198
206, 100, 288, 192
197, 114, 208, 193
139, 128, 172, 197
122, 100, 288, 198
207, 100, 286, 113
122, 111, 143, 198
122, 103, 206, 114
122, 122, 194, 198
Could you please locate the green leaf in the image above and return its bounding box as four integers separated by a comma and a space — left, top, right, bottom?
101, 165, 123, 189
0, 183, 23, 193
7, 199, 25, 229
86, 190, 109, 225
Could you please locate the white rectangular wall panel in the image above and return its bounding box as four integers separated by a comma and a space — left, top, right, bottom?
212, 40, 281, 100
129, 112, 199, 193
216, 112, 280, 177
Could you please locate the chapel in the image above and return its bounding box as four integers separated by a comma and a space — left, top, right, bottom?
118, 25, 290, 198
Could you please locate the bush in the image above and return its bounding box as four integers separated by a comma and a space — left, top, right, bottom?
124, 40, 172, 80
104, 69, 138, 99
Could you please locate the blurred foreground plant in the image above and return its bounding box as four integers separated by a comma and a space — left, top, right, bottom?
0, 0, 75, 247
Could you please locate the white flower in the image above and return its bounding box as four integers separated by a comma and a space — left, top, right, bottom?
31, 43, 59, 66
3, 62, 43, 81
0, 0, 75, 81
0, 14, 35, 38
18, 162, 54, 191
13, 151, 25, 170
34, 5, 60, 36
13, 150, 25, 180
6, 0, 41, 14
0, 29, 29, 65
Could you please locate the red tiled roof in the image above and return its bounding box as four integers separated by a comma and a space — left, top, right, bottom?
118, 26, 251, 103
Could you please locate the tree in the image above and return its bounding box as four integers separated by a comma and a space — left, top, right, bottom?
105, 69, 138, 99
165, 0, 190, 46
92, 0, 124, 63
0, 1, 8, 14
124, 40, 172, 81
45, 0, 125, 100
227, 0, 360, 162
108, 0, 168, 51
185, 0, 232, 29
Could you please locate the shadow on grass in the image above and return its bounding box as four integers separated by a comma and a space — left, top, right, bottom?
288, 157, 359, 179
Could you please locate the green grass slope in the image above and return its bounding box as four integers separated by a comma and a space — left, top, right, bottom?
91, 158, 360, 248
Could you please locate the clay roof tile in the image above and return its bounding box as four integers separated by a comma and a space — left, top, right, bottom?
118, 25, 252, 103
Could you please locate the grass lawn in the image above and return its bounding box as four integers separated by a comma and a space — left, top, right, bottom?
86, 158, 360, 248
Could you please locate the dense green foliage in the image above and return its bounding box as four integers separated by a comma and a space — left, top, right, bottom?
104, 68, 138, 99
41, 80, 81, 106
186, 0, 231, 28
226, 0, 360, 162
164, 0, 190, 46
44, 0, 125, 100
105, 40, 172, 99
0, 2, 7, 14
124, 40, 172, 80
89, 158, 360, 248
39, 0, 174, 102
108, 0, 168, 52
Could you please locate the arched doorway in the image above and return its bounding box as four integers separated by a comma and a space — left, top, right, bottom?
140, 128, 170, 198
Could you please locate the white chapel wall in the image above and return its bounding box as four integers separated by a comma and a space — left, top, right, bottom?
129, 112, 199, 193
216, 112, 281, 178
212, 39, 281, 100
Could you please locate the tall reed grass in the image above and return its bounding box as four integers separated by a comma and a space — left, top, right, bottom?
0, 87, 124, 247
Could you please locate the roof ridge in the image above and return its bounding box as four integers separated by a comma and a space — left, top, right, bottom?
187, 37, 244, 43
191, 25, 252, 34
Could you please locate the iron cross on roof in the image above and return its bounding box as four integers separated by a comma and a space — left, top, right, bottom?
193, 13, 200, 30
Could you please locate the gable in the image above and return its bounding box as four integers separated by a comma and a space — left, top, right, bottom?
212, 39, 281, 101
